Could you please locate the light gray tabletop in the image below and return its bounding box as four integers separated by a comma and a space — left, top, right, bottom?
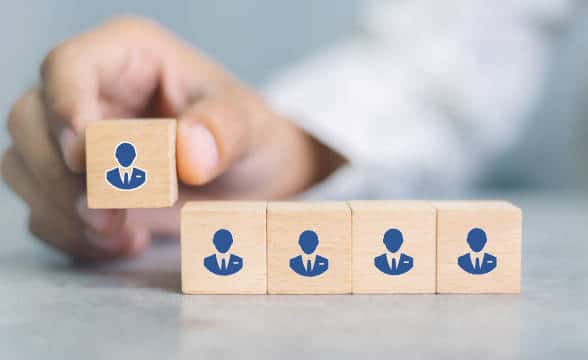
0, 190, 587, 359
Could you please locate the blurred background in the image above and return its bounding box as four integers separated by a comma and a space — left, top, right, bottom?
0, 0, 357, 143
1, 0, 587, 195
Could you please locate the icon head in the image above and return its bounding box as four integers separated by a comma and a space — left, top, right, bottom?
383, 228, 403, 253
298, 230, 319, 254
466, 228, 487, 252
212, 229, 233, 253
115, 142, 137, 167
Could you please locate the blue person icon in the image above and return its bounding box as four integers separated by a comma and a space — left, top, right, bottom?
458, 228, 497, 275
105, 142, 147, 190
289, 230, 329, 277
203, 229, 243, 276
374, 228, 414, 275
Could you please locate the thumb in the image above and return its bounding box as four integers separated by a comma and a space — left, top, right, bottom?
176, 92, 267, 185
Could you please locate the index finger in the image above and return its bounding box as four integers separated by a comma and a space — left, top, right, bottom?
39, 17, 170, 173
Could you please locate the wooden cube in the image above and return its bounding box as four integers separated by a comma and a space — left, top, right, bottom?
267, 202, 351, 294
435, 201, 522, 293
350, 201, 436, 294
85, 119, 177, 208
181, 202, 267, 294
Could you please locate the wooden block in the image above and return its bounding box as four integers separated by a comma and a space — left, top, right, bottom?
434, 201, 522, 293
85, 119, 177, 208
181, 201, 267, 294
350, 201, 436, 294
267, 202, 351, 294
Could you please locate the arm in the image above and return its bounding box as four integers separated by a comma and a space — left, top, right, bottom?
263, 0, 570, 198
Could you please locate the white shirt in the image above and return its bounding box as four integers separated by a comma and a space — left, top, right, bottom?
301, 253, 315, 271
118, 166, 133, 184
386, 253, 400, 270
216, 252, 231, 269
471, 253, 483, 268
263, 0, 575, 199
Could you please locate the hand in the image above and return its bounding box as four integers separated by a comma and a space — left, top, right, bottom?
2, 16, 344, 261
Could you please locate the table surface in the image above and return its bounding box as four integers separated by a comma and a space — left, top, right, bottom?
0, 190, 586, 359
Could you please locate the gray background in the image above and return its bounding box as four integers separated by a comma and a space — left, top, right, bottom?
0, 0, 357, 146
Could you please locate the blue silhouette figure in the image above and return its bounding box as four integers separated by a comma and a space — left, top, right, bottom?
374, 228, 414, 275
105, 142, 147, 190
203, 229, 243, 276
458, 228, 497, 275
289, 230, 329, 277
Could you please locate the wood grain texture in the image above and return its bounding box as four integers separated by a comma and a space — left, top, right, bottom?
267, 202, 351, 294
181, 201, 267, 294
350, 201, 436, 294
86, 119, 177, 209
434, 201, 522, 293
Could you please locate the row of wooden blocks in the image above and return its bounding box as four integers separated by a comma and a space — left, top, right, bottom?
82, 119, 521, 294
181, 201, 521, 294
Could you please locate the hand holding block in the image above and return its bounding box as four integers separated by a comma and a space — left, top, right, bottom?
434, 201, 522, 293
181, 202, 267, 294
267, 202, 351, 294
350, 201, 436, 294
85, 119, 177, 208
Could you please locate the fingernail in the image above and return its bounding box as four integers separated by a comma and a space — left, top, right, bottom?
76, 196, 113, 231
59, 128, 84, 172
179, 122, 219, 177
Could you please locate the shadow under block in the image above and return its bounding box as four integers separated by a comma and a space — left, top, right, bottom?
350, 201, 436, 294
85, 119, 178, 209
434, 201, 522, 294
181, 202, 267, 294
267, 202, 351, 294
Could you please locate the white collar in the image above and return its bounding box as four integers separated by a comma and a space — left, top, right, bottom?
386, 252, 400, 268
216, 252, 231, 268
471, 252, 484, 264
301, 253, 315, 267
118, 166, 133, 183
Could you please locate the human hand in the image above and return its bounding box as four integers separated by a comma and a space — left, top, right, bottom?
2, 17, 344, 260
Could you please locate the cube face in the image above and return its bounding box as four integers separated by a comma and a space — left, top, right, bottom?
267, 202, 351, 294
86, 119, 177, 209
350, 201, 436, 294
435, 201, 521, 293
181, 202, 267, 294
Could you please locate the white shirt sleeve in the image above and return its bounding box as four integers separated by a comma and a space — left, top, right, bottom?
262, 0, 573, 199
